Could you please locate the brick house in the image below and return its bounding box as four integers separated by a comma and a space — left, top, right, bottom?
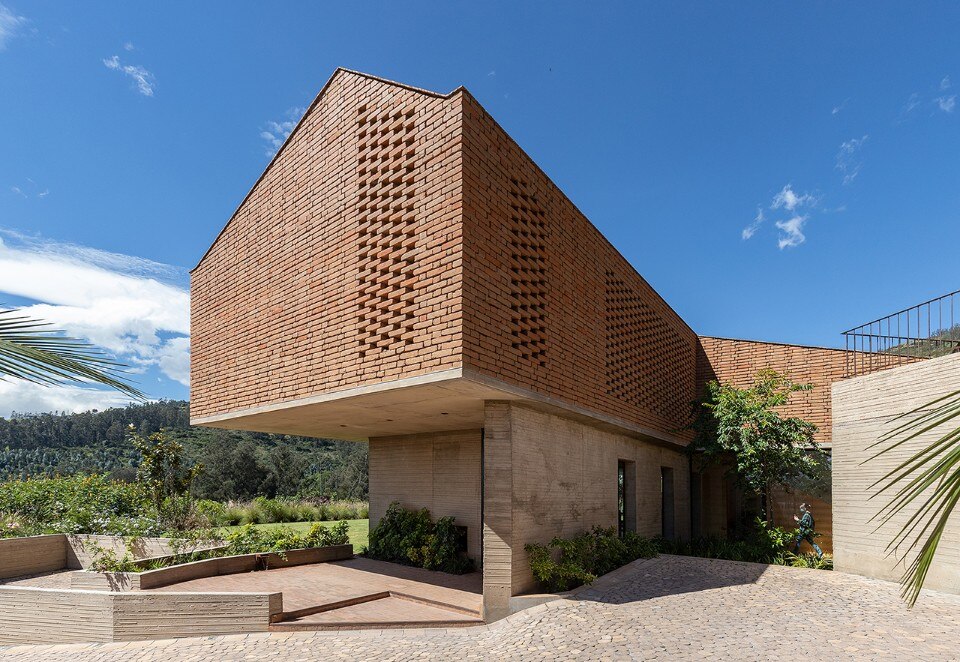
191, 69, 857, 619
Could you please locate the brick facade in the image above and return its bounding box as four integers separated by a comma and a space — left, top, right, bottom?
192, 69, 698, 445
696, 336, 852, 446
460, 96, 698, 442
191, 69, 901, 617
191, 71, 466, 421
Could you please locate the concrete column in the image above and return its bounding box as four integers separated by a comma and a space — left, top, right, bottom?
481, 401, 513, 621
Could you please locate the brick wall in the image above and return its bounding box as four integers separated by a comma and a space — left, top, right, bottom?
368, 430, 482, 560
191, 70, 466, 420
193, 70, 701, 446
459, 94, 699, 443
697, 336, 852, 445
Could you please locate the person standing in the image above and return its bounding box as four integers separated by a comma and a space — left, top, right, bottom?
792, 502, 823, 558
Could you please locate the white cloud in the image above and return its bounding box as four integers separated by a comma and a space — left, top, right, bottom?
0, 380, 136, 417
0, 2, 26, 51
744, 184, 818, 248
8, 180, 48, 199
123, 41, 134, 51
103, 54, 156, 97
741, 208, 764, 240
260, 107, 306, 157
937, 95, 956, 113
0, 230, 190, 410
775, 215, 808, 249
835, 135, 869, 185
771, 184, 815, 212
831, 98, 849, 115
900, 93, 921, 119
941, 76, 951, 91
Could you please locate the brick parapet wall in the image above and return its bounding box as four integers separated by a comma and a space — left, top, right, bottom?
696, 336, 853, 445
191, 70, 466, 420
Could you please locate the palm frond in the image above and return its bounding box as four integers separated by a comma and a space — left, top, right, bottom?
867, 389, 960, 606
0, 309, 145, 400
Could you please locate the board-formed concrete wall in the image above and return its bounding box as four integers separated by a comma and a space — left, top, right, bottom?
833, 353, 960, 595
0, 587, 281, 644
369, 429, 482, 560
482, 401, 689, 619
0, 535, 67, 580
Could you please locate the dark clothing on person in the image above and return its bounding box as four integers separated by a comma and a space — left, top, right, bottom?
793, 510, 822, 558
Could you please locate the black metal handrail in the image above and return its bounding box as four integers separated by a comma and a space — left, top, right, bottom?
842, 289, 960, 377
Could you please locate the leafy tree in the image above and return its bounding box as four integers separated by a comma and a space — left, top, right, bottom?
130, 428, 202, 513
0, 308, 143, 399
695, 369, 823, 522
869, 387, 960, 606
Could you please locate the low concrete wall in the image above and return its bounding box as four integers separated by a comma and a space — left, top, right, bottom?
0, 586, 281, 645
70, 544, 354, 591
65, 534, 225, 570
0, 535, 67, 579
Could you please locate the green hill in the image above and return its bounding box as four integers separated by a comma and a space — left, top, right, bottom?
0, 401, 367, 501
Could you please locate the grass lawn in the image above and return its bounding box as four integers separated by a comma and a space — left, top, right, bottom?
216, 519, 369, 553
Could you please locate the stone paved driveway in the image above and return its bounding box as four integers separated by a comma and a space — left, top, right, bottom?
2, 555, 958, 661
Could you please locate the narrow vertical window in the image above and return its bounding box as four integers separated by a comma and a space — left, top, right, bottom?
661, 466, 676, 540
618, 459, 636, 538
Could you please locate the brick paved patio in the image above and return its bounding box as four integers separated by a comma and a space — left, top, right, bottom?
2, 555, 958, 661
149, 557, 483, 627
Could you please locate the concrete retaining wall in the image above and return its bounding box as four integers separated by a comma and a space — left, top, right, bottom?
69, 544, 354, 591
0, 535, 67, 580
833, 353, 960, 595
0, 586, 281, 644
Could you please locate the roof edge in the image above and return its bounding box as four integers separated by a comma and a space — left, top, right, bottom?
698, 335, 846, 353
191, 68, 467, 273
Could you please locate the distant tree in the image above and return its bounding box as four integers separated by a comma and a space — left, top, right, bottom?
130, 428, 202, 513
695, 369, 823, 523
261, 444, 306, 497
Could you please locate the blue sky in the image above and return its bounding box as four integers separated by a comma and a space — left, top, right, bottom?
1, 2, 958, 414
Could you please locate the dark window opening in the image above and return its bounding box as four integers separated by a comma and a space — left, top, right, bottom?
618, 460, 636, 538
661, 466, 676, 540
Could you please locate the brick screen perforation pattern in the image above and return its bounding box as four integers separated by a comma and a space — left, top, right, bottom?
506, 177, 549, 367
356, 104, 419, 355
604, 272, 692, 422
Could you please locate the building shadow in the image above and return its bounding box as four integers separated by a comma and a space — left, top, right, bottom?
568, 554, 770, 605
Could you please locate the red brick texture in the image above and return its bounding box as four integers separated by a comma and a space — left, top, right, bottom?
193, 70, 864, 452
696, 336, 851, 445
459, 94, 699, 441
191, 71, 466, 420
192, 70, 700, 444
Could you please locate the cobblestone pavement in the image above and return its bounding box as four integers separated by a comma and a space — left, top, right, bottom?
2, 555, 958, 661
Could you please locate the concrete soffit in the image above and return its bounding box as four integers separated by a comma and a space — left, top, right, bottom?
191, 367, 687, 449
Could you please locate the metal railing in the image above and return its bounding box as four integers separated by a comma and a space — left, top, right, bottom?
842, 289, 960, 376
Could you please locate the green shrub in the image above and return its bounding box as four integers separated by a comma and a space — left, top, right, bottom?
84, 537, 144, 573
368, 502, 472, 574
653, 518, 831, 571
223, 520, 351, 556
195, 499, 227, 526
524, 527, 658, 593
783, 551, 833, 570
0, 475, 157, 536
